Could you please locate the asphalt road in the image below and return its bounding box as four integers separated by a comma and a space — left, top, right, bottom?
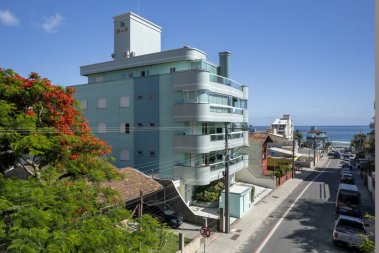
237, 158, 372, 253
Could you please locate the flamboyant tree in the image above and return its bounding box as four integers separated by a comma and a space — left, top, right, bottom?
0, 68, 113, 180
0, 69, 175, 252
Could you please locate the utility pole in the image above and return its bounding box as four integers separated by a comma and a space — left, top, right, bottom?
224, 123, 230, 234
292, 137, 295, 178
138, 190, 143, 218
313, 137, 316, 166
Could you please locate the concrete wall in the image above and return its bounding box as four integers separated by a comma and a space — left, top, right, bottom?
277, 171, 293, 186
73, 79, 135, 169
113, 12, 161, 60
155, 179, 219, 228
236, 169, 275, 188
176, 235, 205, 253
367, 174, 375, 202
236, 143, 275, 188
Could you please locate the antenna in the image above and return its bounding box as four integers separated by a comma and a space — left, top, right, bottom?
137, 0, 140, 15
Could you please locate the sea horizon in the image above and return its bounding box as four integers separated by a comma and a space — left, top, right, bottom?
250, 125, 371, 144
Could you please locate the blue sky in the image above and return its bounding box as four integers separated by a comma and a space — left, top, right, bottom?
0, 0, 374, 126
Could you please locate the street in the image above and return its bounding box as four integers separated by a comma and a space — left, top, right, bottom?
236, 158, 374, 253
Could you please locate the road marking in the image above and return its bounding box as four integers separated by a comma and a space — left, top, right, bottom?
254, 160, 331, 253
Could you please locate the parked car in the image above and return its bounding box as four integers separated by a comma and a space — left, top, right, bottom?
143, 201, 183, 228
332, 215, 367, 248
341, 173, 354, 184
343, 154, 350, 161
335, 183, 362, 217
334, 151, 341, 159
340, 169, 351, 176
342, 161, 350, 169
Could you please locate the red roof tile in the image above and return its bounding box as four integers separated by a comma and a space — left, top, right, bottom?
249, 132, 272, 143
102, 167, 163, 201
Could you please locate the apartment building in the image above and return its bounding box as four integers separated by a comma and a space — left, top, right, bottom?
73, 12, 249, 203
271, 114, 294, 141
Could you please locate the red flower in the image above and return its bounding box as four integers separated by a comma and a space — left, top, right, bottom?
70, 153, 79, 160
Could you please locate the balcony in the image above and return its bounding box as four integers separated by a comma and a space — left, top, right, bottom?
172, 155, 248, 186
173, 131, 248, 153
209, 73, 242, 90
172, 70, 245, 99
173, 103, 246, 123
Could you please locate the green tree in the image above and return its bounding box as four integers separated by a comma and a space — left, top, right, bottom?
351, 133, 367, 152
293, 130, 303, 145
0, 174, 173, 252
359, 214, 375, 253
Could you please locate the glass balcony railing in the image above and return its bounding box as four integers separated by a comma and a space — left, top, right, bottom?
210, 106, 244, 115
209, 73, 242, 90
210, 132, 244, 141
175, 154, 245, 171
210, 155, 244, 172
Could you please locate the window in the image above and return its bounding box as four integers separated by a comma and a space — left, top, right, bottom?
208, 93, 229, 106
120, 150, 130, 161
80, 100, 87, 110
141, 71, 146, 77
149, 122, 155, 127
120, 123, 130, 134
170, 67, 176, 73
98, 123, 106, 133
120, 96, 130, 107
97, 98, 106, 109
137, 123, 143, 127
137, 150, 143, 156
137, 95, 143, 100
149, 151, 156, 157
182, 90, 208, 103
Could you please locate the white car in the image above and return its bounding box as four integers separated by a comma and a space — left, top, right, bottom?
340, 168, 351, 175
333, 215, 367, 248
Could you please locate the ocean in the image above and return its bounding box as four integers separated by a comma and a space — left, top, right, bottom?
251, 125, 371, 146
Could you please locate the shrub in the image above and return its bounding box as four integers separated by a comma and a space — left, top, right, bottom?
193, 179, 224, 202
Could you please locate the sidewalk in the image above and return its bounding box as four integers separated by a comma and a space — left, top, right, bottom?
193, 156, 329, 253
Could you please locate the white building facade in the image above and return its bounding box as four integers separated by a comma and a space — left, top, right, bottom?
271, 114, 294, 141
